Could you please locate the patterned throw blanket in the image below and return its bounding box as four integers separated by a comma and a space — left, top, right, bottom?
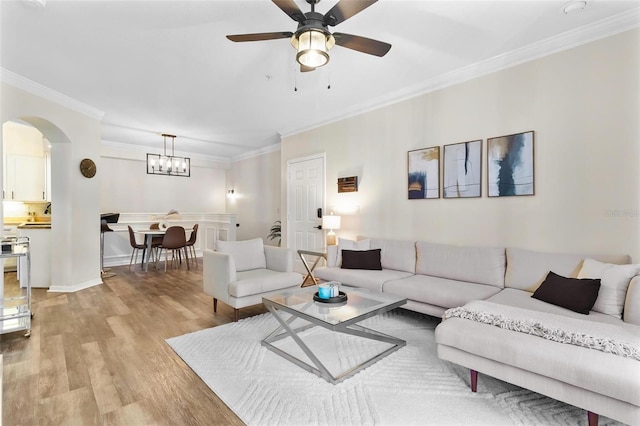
443, 300, 640, 361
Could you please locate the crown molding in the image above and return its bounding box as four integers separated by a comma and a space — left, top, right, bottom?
101, 139, 231, 165
280, 9, 640, 139
231, 142, 281, 163
1, 67, 105, 120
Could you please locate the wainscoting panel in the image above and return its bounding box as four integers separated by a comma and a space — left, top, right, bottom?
103, 213, 236, 267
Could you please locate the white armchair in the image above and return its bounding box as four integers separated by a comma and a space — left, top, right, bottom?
203, 238, 303, 321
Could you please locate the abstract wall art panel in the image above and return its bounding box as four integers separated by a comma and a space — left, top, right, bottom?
443, 140, 482, 198
408, 146, 440, 199
487, 131, 535, 197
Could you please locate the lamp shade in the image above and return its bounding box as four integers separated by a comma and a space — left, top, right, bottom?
291, 29, 335, 68
322, 215, 341, 230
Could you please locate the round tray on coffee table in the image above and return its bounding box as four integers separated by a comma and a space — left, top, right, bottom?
313, 291, 348, 304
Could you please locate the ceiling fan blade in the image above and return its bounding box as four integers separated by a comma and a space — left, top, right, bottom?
300, 64, 315, 73
323, 0, 378, 26
272, 0, 306, 23
333, 33, 391, 57
226, 32, 293, 42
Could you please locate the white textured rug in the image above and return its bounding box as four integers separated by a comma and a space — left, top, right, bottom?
167, 310, 622, 426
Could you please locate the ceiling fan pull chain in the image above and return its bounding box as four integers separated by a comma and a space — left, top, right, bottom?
327, 65, 331, 90
294, 65, 298, 92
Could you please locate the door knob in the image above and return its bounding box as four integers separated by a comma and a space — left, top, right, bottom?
314, 225, 322, 230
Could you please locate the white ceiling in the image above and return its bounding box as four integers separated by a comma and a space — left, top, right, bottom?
1, 0, 639, 160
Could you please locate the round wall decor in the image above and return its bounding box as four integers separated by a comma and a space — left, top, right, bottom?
80, 158, 97, 178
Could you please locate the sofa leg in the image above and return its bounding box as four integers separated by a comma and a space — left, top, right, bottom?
213, 298, 217, 313
470, 370, 478, 392
234, 309, 239, 322
587, 411, 598, 426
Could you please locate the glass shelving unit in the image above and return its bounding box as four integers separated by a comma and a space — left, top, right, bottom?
1, 236, 31, 337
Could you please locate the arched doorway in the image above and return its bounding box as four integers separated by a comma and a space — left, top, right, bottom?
1, 81, 104, 293
1, 116, 72, 291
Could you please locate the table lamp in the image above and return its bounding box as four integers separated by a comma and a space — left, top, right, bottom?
322, 214, 341, 246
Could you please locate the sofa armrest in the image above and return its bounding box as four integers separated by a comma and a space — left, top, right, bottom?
203, 249, 237, 301
624, 275, 640, 325
264, 245, 293, 272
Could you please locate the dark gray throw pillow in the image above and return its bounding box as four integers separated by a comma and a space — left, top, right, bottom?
531, 271, 601, 315
341, 249, 382, 270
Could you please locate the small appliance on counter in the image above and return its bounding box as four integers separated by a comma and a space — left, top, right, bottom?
2, 225, 19, 271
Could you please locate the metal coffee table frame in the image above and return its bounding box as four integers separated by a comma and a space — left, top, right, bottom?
261, 288, 407, 384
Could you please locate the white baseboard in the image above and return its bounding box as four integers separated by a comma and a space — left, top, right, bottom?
104, 251, 202, 268
48, 277, 102, 293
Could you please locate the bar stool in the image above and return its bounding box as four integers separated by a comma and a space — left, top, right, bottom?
100, 213, 120, 278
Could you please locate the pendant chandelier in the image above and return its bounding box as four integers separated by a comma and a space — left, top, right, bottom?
146, 133, 190, 177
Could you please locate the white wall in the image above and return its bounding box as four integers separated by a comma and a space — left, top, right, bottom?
227, 148, 282, 244
99, 156, 227, 214
281, 29, 640, 261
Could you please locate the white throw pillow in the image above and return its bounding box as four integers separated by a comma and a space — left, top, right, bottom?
216, 238, 266, 272
336, 238, 371, 267
578, 258, 640, 318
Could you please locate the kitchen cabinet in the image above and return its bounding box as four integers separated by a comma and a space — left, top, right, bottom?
3, 154, 47, 201
45, 152, 52, 201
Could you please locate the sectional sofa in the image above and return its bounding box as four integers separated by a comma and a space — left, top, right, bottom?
314, 238, 640, 426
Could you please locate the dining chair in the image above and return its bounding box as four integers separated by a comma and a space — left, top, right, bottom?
149, 222, 164, 249
127, 226, 148, 270
157, 226, 189, 272
185, 223, 199, 268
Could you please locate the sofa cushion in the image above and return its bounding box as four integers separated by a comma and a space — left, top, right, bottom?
331, 238, 371, 267
416, 241, 505, 288
531, 271, 601, 315
578, 258, 640, 318
625, 277, 640, 325
504, 247, 630, 292
370, 238, 416, 273
486, 288, 626, 325
229, 269, 301, 298
383, 274, 501, 310
314, 266, 412, 292
216, 238, 266, 272
341, 249, 382, 270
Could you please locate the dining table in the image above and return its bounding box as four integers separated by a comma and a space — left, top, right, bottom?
135, 228, 192, 272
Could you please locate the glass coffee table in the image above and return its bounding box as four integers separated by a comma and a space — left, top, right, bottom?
261, 286, 407, 384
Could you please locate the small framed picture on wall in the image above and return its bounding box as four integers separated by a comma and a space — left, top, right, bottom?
443, 139, 482, 198
408, 146, 440, 199
487, 130, 534, 197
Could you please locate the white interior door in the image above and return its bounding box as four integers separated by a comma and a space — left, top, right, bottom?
287, 155, 325, 272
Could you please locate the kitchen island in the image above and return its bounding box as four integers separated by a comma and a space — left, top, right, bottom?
17, 222, 51, 288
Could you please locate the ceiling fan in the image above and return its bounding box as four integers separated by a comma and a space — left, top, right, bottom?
226, 0, 391, 72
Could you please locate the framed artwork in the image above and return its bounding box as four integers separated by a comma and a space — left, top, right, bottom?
487, 131, 534, 197
408, 146, 440, 199
443, 140, 482, 198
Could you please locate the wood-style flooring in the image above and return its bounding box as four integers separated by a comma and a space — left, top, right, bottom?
2, 259, 266, 425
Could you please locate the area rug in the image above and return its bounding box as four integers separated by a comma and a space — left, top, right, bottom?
166, 309, 622, 426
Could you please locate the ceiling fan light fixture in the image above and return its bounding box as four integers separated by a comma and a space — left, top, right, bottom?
292, 29, 335, 68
